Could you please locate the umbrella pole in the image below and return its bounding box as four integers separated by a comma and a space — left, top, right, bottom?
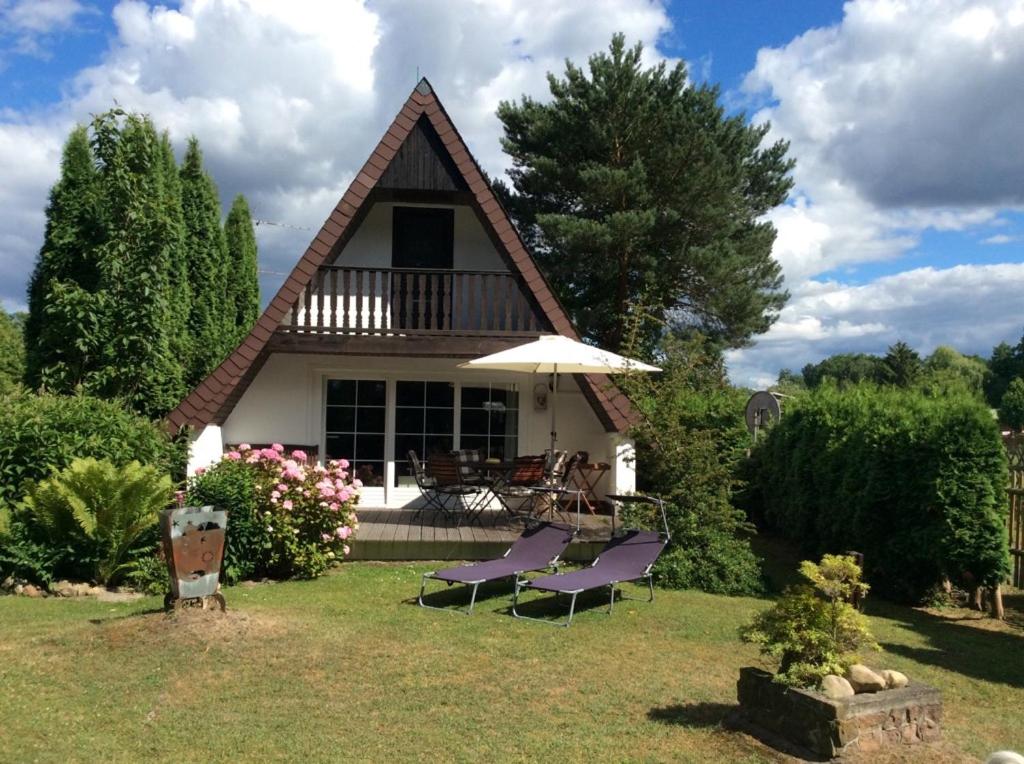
550, 365, 558, 456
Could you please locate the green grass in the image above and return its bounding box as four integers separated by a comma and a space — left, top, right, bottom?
1, 563, 1022, 763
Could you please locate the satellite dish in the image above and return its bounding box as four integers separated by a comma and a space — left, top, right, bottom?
745, 391, 783, 442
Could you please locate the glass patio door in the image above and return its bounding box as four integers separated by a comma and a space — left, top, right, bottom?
393, 381, 455, 487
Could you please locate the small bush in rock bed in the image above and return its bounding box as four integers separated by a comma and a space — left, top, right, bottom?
187, 444, 359, 581
748, 383, 1009, 602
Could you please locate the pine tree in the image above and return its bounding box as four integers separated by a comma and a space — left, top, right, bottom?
23, 125, 105, 389
223, 194, 260, 346
1000, 377, 1024, 431
882, 341, 923, 388
87, 111, 184, 416
180, 137, 230, 386
496, 34, 793, 354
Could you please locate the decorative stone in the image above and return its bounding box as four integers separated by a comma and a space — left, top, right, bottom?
1, 576, 13, 590
21, 584, 42, 598
847, 664, 887, 693
881, 669, 909, 689
737, 667, 943, 759
13, 583, 24, 595
51, 580, 76, 597
822, 675, 855, 699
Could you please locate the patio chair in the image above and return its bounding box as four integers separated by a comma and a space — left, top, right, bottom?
408, 450, 447, 517
491, 455, 548, 519
419, 520, 576, 614
511, 494, 670, 627
426, 452, 487, 521
451, 448, 486, 485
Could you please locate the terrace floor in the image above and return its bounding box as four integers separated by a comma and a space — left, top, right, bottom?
350, 507, 615, 562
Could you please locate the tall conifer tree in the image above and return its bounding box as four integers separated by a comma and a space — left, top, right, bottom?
23, 125, 105, 389
157, 131, 192, 371
88, 111, 184, 416
180, 137, 229, 386
223, 194, 260, 346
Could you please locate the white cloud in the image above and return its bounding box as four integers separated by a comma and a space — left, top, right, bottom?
727, 263, 1024, 387
983, 233, 1018, 245
0, 0, 673, 311
0, 0, 91, 58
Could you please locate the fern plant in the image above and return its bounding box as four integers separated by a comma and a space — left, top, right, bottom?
22, 458, 171, 585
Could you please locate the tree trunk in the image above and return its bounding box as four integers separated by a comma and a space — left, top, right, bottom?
970, 586, 983, 611
989, 585, 1004, 620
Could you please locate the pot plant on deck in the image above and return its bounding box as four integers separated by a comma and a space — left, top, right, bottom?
738, 554, 942, 759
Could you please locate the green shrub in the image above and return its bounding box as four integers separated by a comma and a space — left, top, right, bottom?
20, 458, 171, 585
750, 383, 1009, 601
186, 456, 266, 584
0, 390, 185, 512
619, 336, 764, 596
125, 549, 170, 596
187, 445, 359, 581
741, 554, 878, 688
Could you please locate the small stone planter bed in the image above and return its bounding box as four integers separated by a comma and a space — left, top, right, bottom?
737, 667, 942, 759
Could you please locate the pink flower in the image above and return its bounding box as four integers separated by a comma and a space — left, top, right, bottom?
271, 443, 285, 452
321, 533, 332, 542
320, 501, 329, 508
246, 452, 261, 463
339, 459, 350, 469
270, 490, 281, 500
225, 451, 242, 461
276, 483, 288, 492
352, 479, 363, 489
314, 464, 327, 475
337, 490, 350, 503
343, 544, 350, 556
292, 449, 307, 462
195, 467, 206, 476
261, 448, 281, 461
282, 499, 293, 510
238, 443, 251, 452
329, 502, 339, 511
336, 526, 351, 540
303, 489, 310, 498
270, 497, 278, 505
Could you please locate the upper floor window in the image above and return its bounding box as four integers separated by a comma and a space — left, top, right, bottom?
392, 206, 454, 270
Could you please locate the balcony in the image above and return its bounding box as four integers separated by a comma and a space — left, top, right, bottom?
279, 266, 543, 337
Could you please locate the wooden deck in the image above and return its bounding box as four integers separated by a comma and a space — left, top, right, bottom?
349, 508, 615, 562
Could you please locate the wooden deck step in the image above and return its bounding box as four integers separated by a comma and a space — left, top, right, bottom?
349, 508, 613, 562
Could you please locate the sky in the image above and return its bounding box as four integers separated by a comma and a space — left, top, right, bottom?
1, 0, 1022, 387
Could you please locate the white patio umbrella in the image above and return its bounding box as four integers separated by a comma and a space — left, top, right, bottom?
458, 334, 660, 455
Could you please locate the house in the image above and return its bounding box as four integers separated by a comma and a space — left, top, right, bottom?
167, 79, 637, 508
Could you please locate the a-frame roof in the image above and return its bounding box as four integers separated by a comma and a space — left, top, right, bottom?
166, 79, 634, 435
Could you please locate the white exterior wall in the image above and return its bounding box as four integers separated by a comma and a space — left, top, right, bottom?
216, 353, 632, 506
188, 424, 224, 476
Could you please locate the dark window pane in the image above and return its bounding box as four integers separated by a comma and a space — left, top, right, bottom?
394, 434, 423, 461
325, 406, 356, 433
424, 435, 453, 457
326, 379, 355, 405
425, 381, 454, 407
357, 406, 386, 434
356, 434, 385, 460
460, 408, 489, 435
395, 407, 424, 434
490, 409, 517, 436
489, 386, 515, 406
396, 381, 424, 407
326, 434, 354, 460
425, 407, 454, 435
354, 462, 384, 487
461, 386, 489, 409
392, 207, 454, 270
459, 435, 488, 454
358, 380, 386, 406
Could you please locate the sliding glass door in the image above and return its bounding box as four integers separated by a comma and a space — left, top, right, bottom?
324, 379, 386, 487
393, 381, 455, 487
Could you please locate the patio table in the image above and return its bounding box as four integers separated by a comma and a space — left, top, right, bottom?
565, 462, 610, 514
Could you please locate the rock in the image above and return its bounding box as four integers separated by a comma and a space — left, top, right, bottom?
847, 664, 887, 693
881, 669, 909, 689
13, 583, 24, 595
1, 576, 13, 591
21, 584, 42, 598
821, 674, 856, 699
51, 580, 76, 597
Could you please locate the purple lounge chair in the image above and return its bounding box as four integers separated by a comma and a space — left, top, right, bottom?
512, 495, 670, 627
418, 521, 576, 614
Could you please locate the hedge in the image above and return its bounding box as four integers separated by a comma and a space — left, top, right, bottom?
748, 384, 1009, 602
0, 391, 185, 511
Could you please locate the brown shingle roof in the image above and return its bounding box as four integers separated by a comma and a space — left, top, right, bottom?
166, 79, 635, 435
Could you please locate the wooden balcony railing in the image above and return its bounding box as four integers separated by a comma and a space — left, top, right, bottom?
281, 266, 542, 336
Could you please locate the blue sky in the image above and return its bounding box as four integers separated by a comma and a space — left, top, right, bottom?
1, 0, 1022, 386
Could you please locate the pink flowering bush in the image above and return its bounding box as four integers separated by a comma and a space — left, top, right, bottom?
187, 444, 359, 581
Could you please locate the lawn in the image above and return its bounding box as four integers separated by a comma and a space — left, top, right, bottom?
1, 563, 1022, 763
